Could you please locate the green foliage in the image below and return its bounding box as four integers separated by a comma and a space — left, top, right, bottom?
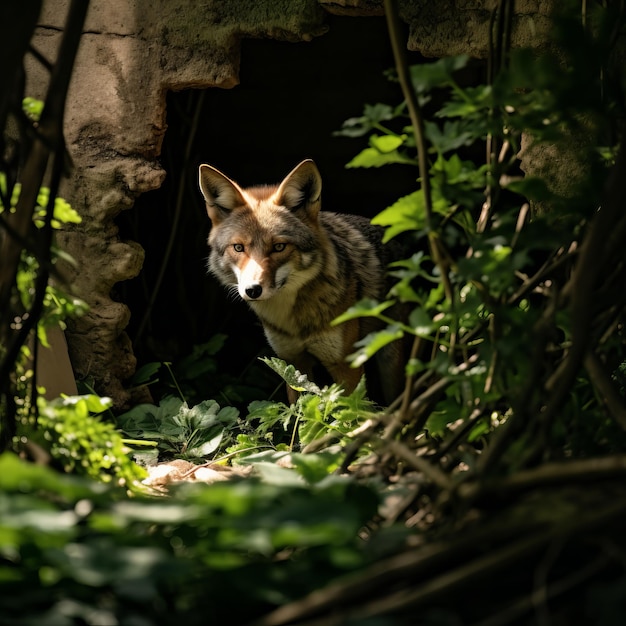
117, 357, 377, 468
5, 7, 626, 625
117, 396, 239, 462
0, 173, 82, 230
15, 251, 88, 347
0, 452, 378, 625
250, 357, 377, 451
0, 111, 87, 348
2, 99, 119, 487
35, 395, 147, 487
21, 96, 44, 121
333, 5, 624, 466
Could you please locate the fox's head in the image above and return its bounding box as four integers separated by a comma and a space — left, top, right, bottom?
198, 160, 326, 303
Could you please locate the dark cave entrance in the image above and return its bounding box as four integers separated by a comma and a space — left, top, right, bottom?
115, 15, 424, 402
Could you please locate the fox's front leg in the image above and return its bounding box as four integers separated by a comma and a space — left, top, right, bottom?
321, 319, 363, 395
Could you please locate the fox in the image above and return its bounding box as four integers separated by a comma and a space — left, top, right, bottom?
198, 159, 408, 405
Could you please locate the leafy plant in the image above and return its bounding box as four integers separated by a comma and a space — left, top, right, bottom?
4, 3, 626, 626
333, 14, 623, 469
1, 99, 138, 487
229, 357, 378, 457
34, 394, 147, 488
117, 357, 377, 468
117, 395, 239, 462
0, 451, 379, 625
1, 168, 87, 348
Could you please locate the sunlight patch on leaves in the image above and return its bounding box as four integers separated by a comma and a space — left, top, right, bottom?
332, 298, 395, 326
348, 324, 405, 368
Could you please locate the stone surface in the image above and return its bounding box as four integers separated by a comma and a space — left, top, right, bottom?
320, 0, 557, 57
403, 0, 556, 58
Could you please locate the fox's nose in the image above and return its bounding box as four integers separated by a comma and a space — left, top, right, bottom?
245, 284, 263, 299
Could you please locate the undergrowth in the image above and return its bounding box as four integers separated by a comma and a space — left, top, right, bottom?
3, 1, 626, 624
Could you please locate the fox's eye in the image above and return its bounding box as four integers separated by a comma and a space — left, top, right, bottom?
233, 243, 245, 253
272, 243, 287, 253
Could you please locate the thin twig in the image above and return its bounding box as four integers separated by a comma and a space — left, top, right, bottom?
584, 351, 626, 431
383, 0, 453, 304
477, 280, 559, 475
0, 0, 88, 315
460, 454, 626, 501
253, 499, 626, 626
507, 243, 577, 306
382, 354, 479, 441
382, 439, 452, 490
396, 334, 423, 421
542, 143, 626, 425
383, 0, 432, 228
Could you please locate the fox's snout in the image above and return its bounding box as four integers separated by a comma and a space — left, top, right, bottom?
233, 254, 286, 301
238, 275, 271, 301
244, 284, 263, 300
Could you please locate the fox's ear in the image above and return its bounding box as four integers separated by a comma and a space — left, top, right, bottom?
275, 159, 322, 220
198, 164, 247, 223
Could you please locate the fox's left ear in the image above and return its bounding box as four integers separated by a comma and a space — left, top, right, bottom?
275, 159, 322, 220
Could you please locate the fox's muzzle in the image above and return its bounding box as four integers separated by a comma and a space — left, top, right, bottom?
245, 284, 263, 300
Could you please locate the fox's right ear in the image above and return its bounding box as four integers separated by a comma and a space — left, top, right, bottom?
198, 164, 247, 224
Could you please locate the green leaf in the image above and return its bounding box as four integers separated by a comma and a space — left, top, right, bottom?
388, 252, 433, 304
253, 463, 306, 487
410, 55, 469, 92
116, 404, 160, 437
363, 102, 396, 123
370, 134, 406, 153
22, 97, 44, 121
334, 117, 374, 138
0, 453, 103, 501
175, 335, 226, 380
217, 405, 239, 424
260, 357, 322, 395
348, 324, 405, 368
33, 192, 82, 229
332, 298, 395, 325
58, 393, 112, 414
156, 396, 185, 420
424, 120, 476, 154
187, 430, 224, 457
334, 103, 396, 138
289, 451, 342, 483
409, 308, 436, 336
503, 176, 554, 201
468, 418, 491, 442
36, 396, 147, 486
425, 410, 456, 438
52, 196, 82, 226
128, 362, 162, 386
346, 146, 416, 169
436, 85, 492, 119
371, 191, 425, 241
247, 399, 282, 419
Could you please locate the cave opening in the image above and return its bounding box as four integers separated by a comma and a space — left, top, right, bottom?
115, 14, 425, 403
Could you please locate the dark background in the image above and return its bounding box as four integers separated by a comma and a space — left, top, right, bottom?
116, 16, 424, 381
